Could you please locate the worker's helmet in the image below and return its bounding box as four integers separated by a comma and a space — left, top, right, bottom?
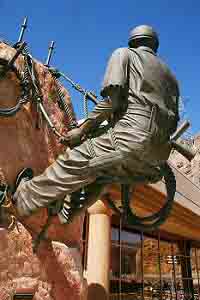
128, 25, 159, 51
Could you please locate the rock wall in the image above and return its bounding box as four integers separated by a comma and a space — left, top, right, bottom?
169, 135, 200, 185
0, 42, 87, 300
0, 216, 87, 300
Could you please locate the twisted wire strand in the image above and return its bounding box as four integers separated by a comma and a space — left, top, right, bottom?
54, 77, 77, 129
83, 92, 96, 158
0, 42, 31, 116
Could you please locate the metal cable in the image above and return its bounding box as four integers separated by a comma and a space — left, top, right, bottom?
53, 76, 77, 129
83, 92, 89, 118
83, 92, 96, 158
0, 43, 31, 116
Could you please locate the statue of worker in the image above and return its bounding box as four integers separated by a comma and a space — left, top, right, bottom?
1, 25, 180, 226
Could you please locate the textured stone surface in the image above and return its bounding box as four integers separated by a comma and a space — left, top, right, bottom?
0, 220, 86, 300
0, 42, 86, 300
169, 135, 200, 184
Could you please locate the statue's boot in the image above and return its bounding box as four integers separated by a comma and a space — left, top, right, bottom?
0, 168, 34, 230
57, 182, 104, 224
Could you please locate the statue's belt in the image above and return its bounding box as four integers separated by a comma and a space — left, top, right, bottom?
127, 104, 173, 121
126, 104, 175, 137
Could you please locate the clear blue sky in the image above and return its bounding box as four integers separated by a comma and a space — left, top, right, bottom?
0, 0, 200, 134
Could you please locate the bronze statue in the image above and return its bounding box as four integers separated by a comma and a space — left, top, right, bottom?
2, 25, 180, 226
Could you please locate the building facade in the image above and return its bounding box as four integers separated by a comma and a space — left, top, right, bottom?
83, 135, 200, 300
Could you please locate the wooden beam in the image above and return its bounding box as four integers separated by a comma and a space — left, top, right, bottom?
103, 162, 200, 241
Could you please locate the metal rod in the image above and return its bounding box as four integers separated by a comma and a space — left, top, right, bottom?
194, 248, 200, 300
184, 241, 191, 298
169, 120, 196, 161
59, 72, 98, 105
18, 17, 28, 43
157, 232, 163, 300
171, 120, 190, 141
171, 140, 196, 161
49, 68, 98, 105
45, 41, 55, 67
171, 242, 178, 300
141, 232, 144, 300
38, 102, 62, 138
184, 240, 194, 299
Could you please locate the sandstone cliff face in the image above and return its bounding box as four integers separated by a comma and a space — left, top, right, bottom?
0, 42, 86, 300
0, 222, 87, 300
169, 135, 200, 184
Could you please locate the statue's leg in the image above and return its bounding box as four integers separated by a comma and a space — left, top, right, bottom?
58, 182, 104, 223
12, 141, 123, 218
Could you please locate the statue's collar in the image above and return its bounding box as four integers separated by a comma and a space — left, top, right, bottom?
129, 46, 156, 55
138, 46, 156, 55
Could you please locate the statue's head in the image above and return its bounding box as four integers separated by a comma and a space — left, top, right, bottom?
128, 25, 159, 53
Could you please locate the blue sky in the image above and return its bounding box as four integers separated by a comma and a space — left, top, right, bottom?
0, 0, 200, 134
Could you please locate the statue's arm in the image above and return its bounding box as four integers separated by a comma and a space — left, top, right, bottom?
64, 48, 128, 147
80, 87, 121, 136
80, 48, 129, 136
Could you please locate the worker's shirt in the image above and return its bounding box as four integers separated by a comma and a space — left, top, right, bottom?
101, 46, 180, 135
90, 46, 180, 163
